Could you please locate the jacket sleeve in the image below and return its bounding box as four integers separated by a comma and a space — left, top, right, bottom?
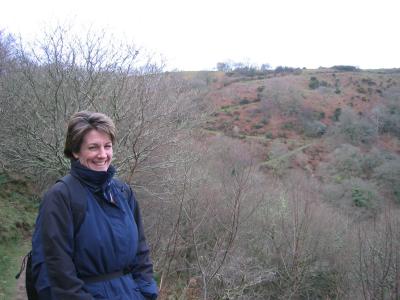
40, 183, 93, 300
128, 188, 159, 299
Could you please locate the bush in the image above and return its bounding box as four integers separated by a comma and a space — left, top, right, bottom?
346, 179, 380, 211
374, 156, 400, 203
257, 85, 265, 93
275, 66, 301, 74
327, 145, 384, 180
238, 173, 351, 299
309, 76, 320, 89
302, 270, 345, 300
252, 123, 264, 130
331, 65, 359, 72
394, 186, 400, 204
281, 122, 295, 130
298, 108, 327, 135
320, 80, 329, 87
352, 187, 374, 207
361, 78, 376, 86
381, 106, 400, 138
331, 108, 341, 121
329, 144, 363, 179
353, 212, 400, 299
265, 141, 291, 176
323, 178, 381, 214
333, 108, 378, 145
356, 86, 367, 94
303, 120, 327, 137
265, 132, 273, 139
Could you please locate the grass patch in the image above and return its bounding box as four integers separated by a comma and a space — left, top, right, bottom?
219, 104, 242, 114
0, 240, 31, 300
0, 186, 38, 241
0, 171, 38, 299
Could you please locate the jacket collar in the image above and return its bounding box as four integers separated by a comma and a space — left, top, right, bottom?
70, 159, 116, 197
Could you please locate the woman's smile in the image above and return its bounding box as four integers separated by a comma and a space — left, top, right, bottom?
73, 129, 113, 171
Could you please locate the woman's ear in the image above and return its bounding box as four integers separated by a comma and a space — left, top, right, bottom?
72, 152, 79, 160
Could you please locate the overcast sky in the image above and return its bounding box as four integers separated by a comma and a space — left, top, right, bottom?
1, 0, 399, 71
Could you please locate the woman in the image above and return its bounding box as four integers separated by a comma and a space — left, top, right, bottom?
31, 111, 158, 300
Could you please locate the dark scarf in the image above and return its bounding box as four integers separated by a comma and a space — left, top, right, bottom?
70, 159, 116, 203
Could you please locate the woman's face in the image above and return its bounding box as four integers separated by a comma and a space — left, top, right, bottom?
73, 129, 113, 172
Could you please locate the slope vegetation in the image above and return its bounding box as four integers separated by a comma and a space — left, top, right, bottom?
0, 172, 37, 299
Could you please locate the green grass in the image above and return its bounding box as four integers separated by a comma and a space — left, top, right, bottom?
0, 240, 31, 300
0, 171, 38, 300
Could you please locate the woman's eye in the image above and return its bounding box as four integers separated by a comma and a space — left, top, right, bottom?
105, 145, 112, 149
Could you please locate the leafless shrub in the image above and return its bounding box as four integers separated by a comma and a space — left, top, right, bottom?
327, 107, 378, 146
150, 136, 261, 299
373, 156, 400, 204
0, 30, 16, 77
323, 177, 382, 221
353, 209, 400, 299
262, 140, 291, 177
323, 144, 385, 181
212, 171, 352, 299
259, 78, 303, 117
264, 172, 350, 299
376, 87, 400, 138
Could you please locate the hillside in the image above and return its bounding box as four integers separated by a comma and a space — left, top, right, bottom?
203, 68, 399, 143
1, 66, 399, 299
185, 67, 400, 215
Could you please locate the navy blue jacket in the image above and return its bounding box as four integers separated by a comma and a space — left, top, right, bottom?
31, 161, 158, 300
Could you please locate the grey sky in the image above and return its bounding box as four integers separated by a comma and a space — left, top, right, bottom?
1, 0, 399, 70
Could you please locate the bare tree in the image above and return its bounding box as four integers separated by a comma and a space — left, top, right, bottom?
0, 30, 16, 76
0, 25, 202, 193
147, 136, 258, 299
355, 208, 400, 300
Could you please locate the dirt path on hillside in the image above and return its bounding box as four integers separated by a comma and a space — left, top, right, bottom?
15, 265, 27, 300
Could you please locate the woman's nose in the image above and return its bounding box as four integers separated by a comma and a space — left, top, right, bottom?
98, 147, 107, 157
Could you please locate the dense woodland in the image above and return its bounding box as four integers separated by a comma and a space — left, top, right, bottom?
1, 27, 400, 299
